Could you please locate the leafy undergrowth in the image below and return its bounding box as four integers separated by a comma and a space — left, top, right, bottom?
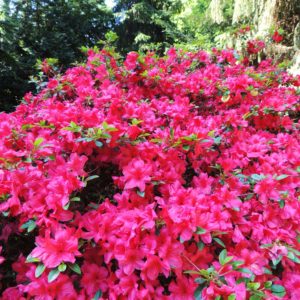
0, 45, 299, 299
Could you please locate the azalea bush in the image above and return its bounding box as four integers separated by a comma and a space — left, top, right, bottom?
0, 44, 300, 300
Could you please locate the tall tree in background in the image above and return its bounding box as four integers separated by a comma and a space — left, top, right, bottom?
0, 0, 113, 111
113, 0, 185, 53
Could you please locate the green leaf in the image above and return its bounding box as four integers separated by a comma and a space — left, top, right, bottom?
196, 227, 206, 235
200, 139, 211, 143
131, 118, 143, 125
34, 137, 44, 148
279, 199, 285, 208
260, 243, 273, 249
85, 175, 99, 182
275, 174, 289, 180
231, 260, 244, 268
137, 190, 145, 197
272, 255, 282, 266
194, 285, 204, 300
208, 130, 215, 137
224, 256, 234, 264
63, 202, 70, 210
182, 133, 198, 141
170, 128, 174, 139
71, 197, 81, 202
287, 251, 300, 263
213, 136, 222, 145
150, 138, 163, 143
26, 255, 40, 263
247, 282, 260, 290
244, 193, 254, 200
249, 295, 264, 300
219, 249, 227, 265
21, 219, 36, 233
102, 121, 109, 130
271, 284, 286, 297
251, 174, 265, 181
63, 122, 81, 133
76, 137, 88, 142
68, 263, 81, 274
58, 263, 67, 272
35, 264, 46, 278
199, 269, 211, 277
95, 141, 103, 148
197, 241, 205, 251
228, 294, 236, 300
184, 270, 200, 275
288, 247, 300, 256
194, 277, 206, 284
237, 267, 254, 275
264, 281, 272, 289
48, 268, 60, 283
92, 290, 102, 300
213, 237, 225, 248
263, 267, 273, 275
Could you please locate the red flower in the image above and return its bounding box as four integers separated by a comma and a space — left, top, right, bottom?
272, 30, 284, 43
247, 39, 265, 54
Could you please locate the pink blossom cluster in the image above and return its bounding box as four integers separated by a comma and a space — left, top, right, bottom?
0, 46, 299, 299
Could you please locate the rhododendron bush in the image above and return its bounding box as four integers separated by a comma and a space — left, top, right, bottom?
0, 46, 300, 300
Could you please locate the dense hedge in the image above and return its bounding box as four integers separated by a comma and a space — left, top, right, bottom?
0, 45, 299, 299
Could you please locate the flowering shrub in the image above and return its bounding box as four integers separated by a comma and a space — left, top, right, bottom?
271, 29, 284, 44
0, 45, 300, 300
246, 40, 266, 55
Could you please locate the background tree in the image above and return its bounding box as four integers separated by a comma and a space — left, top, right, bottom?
172, 0, 234, 50
113, 0, 185, 53
0, 0, 113, 111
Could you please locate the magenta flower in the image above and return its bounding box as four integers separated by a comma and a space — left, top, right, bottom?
31, 228, 81, 268
123, 158, 152, 191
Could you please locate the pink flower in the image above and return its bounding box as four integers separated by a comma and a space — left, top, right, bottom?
123, 158, 152, 191
24, 273, 78, 300
81, 263, 108, 297
158, 234, 183, 269
0, 246, 4, 264
115, 243, 145, 275
124, 52, 139, 70
141, 255, 168, 281
31, 228, 81, 268
283, 272, 300, 299
169, 276, 196, 300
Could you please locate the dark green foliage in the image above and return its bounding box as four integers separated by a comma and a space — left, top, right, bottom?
113, 0, 185, 53
0, 0, 113, 111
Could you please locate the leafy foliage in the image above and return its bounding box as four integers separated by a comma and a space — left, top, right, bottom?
0, 0, 113, 111
113, 0, 184, 53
